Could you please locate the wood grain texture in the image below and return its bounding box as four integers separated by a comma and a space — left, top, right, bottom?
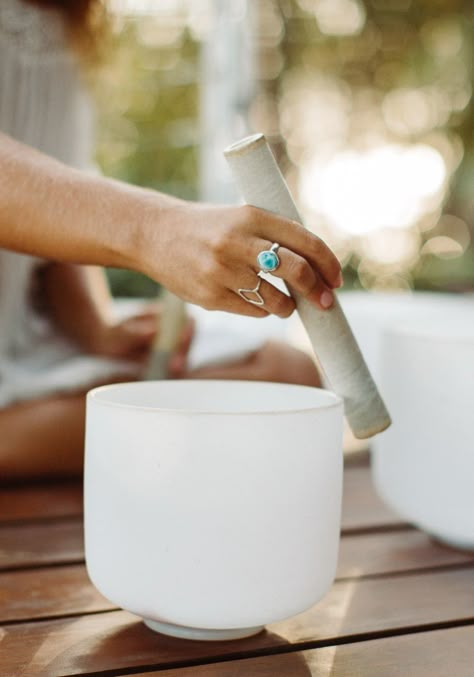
134, 625, 474, 677
0, 463, 401, 532
0, 481, 82, 524
336, 530, 474, 579
0, 482, 441, 582
1, 458, 471, 677
0, 520, 83, 570
2, 529, 474, 621
1, 568, 473, 675
0, 564, 113, 623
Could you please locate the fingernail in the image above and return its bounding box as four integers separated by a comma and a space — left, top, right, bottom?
320, 290, 334, 309
335, 271, 344, 288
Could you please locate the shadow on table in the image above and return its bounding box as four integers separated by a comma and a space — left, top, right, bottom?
30, 615, 312, 677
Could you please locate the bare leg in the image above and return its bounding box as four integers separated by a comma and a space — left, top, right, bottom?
0, 392, 87, 481
0, 343, 319, 481
186, 340, 321, 387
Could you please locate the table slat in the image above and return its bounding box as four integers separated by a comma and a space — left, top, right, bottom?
337, 530, 474, 579
3, 519, 423, 575
0, 482, 82, 524
0, 520, 84, 570
0, 565, 113, 623
2, 528, 474, 610
134, 625, 474, 677
1, 567, 473, 676
0, 463, 403, 532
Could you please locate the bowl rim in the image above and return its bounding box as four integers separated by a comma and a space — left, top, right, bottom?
87, 379, 344, 416
382, 318, 474, 344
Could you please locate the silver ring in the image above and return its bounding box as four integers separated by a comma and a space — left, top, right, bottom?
237, 275, 265, 306
257, 242, 280, 273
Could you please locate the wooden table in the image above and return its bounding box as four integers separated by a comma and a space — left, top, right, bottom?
1, 453, 473, 676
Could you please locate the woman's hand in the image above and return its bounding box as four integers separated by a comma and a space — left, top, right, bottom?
90, 311, 158, 363
137, 202, 343, 319
0, 133, 341, 320
91, 308, 195, 377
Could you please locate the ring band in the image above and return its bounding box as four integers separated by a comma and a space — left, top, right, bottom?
257, 242, 280, 273
238, 275, 265, 306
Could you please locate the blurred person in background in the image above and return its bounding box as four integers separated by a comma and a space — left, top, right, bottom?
0, 0, 341, 479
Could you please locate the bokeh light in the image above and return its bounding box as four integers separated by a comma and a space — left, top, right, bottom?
96, 0, 474, 296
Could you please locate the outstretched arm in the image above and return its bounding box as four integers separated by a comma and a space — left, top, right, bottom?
0, 132, 179, 272
0, 132, 342, 318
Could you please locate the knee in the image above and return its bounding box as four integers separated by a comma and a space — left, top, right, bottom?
254, 341, 321, 387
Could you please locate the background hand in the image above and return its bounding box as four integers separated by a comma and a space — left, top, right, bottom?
92, 310, 158, 363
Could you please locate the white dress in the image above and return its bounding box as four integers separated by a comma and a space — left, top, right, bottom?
0, 0, 284, 407
0, 0, 143, 407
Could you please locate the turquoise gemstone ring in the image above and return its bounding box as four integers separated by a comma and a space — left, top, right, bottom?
257, 242, 280, 273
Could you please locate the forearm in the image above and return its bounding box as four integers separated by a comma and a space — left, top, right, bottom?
0, 132, 184, 276
0, 133, 344, 323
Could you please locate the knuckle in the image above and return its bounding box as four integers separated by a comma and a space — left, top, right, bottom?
272, 293, 291, 317
309, 234, 326, 257
290, 258, 313, 289
324, 256, 342, 283
309, 236, 341, 278
239, 204, 258, 224
210, 229, 233, 259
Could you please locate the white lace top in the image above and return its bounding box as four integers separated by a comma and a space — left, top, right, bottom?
0, 0, 138, 406
0, 0, 94, 166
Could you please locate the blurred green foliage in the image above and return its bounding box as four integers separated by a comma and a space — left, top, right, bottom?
95, 1, 474, 297
94, 10, 200, 297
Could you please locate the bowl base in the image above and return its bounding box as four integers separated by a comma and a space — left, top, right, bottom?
429, 532, 474, 553
143, 618, 264, 641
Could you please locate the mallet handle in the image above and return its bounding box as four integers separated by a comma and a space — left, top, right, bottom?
224, 133, 391, 438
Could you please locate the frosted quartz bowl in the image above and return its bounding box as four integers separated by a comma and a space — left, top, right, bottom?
84, 380, 344, 640
339, 291, 472, 379
372, 315, 474, 550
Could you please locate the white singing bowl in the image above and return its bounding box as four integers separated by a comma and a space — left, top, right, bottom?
372, 314, 474, 550
84, 380, 344, 641
339, 290, 471, 379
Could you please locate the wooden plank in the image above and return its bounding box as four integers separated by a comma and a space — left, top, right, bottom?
271, 566, 474, 644
134, 625, 474, 676
0, 520, 84, 571
0, 611, 277, 677
2, 526, 474, 608
0, 463, 401, 531
0, 481, 82, 524
0, 565, 113, 623
1, 568, 473, 676
1, 515, 421, 576
337, 530, 474, 579
341, 465, 404, 532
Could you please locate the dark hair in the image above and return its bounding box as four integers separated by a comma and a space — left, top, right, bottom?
25, 0, 108, 62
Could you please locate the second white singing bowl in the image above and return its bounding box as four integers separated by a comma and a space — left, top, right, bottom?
339, 291, 474, 549
339, 290, 471, 379
84, 380, 344, 640
372, 314, 474, 551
